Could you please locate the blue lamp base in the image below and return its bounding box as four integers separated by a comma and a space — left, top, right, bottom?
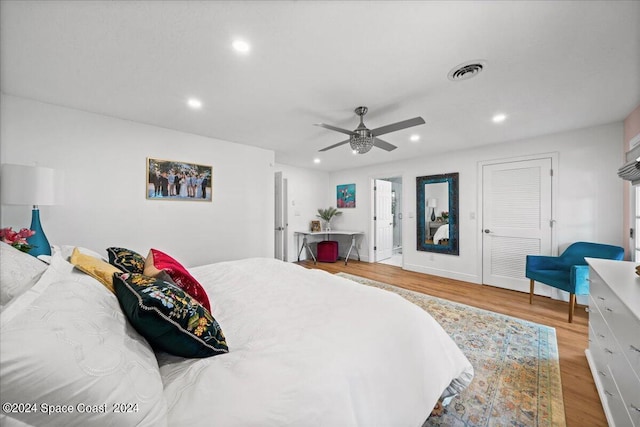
26, 207, 51, 257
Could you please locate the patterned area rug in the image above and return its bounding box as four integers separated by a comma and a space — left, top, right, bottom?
335, 273, 566, 427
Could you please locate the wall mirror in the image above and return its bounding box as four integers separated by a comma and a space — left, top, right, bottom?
416, 172, 459, 255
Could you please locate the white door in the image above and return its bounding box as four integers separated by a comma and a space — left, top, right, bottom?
482, 158, 553, 293
274, 172, 288, 261
375, 179, 393, 261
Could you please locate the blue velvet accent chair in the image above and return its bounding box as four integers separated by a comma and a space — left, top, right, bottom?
525, 242, 624, 322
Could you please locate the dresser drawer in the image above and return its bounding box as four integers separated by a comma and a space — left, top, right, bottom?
587, 260, 640, 427
590, 271, 616, 315
627, 342, 640, 384
591, 276, 640, 378
610, 351, 640, 426
606, 303, 640, 378
589, 302, 619, 365
630, 401, 640, 427
589, 323, 607, 370
597, 366, 635, 427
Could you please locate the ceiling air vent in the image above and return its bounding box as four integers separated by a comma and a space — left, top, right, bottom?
448, 60, 486, 81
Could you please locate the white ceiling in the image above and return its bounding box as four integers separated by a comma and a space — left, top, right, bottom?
1, 1, 639, 172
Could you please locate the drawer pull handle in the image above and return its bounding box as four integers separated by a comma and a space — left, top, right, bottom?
605, 390, 614, 397
598, 370, 607, 377
598, 333, 605, 338
597, 296, 605, 301
605, 307, 613, 312
631, 404, 640, 413
630, 345, 640, 353
604, 348, 614, 354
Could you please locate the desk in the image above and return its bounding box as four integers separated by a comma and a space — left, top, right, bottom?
295, 231, 364, 265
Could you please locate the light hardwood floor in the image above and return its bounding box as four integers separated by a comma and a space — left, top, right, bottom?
296, 259, 607, 427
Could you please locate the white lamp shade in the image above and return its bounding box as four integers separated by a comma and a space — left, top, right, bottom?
427, 198, 438, 208
1, 164, 60, 206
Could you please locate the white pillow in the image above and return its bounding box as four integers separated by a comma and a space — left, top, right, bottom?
0, 251, 168, 426
54, 244, 107, 262
0, 242, 48, 308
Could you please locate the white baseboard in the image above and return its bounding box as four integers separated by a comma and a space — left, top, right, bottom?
402, 262, 480, 284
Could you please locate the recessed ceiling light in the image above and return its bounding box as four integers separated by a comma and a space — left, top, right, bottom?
232, 39, 251, 53
187, 98, 202, 109
492, 113, 507, 123
410, 134, 420, 142
313, 158, 321, 164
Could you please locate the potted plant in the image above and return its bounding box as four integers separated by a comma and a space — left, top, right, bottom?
316, 207, 342, 231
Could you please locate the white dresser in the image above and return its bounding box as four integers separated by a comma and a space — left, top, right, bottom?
586, 258, 640, 427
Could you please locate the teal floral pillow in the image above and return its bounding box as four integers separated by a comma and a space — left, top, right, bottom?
113, 273, 228, 358
106, 247, 146, 274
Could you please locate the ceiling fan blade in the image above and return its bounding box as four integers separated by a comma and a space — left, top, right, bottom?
319, 139, 350, 152
314, 123, 357, 136
371, 117, 425, 136
373, 138, 397, 152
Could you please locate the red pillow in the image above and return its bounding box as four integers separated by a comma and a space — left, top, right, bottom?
143, 249, 211, 312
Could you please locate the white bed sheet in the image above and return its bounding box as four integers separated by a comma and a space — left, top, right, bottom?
158, 258, 473, 426
433, 224, 449, 245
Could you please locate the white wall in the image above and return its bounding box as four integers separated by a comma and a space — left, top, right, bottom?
274, 163, 330, 262
0, 95, 275, 267
328, 122, 625, 284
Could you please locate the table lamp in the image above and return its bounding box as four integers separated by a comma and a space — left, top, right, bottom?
427, 198, 438, 221
1, 164, 60, 257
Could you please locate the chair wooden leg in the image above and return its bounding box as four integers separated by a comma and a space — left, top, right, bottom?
568, 293, 576, 323
529, 279, 534, 304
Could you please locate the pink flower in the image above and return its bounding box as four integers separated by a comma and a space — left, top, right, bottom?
0, 227, 18, 244
0, 227, 35, 253
17, 228, 35, 239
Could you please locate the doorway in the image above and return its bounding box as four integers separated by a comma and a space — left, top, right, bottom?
480, 155, 556, 294
274, 171, 288, 261
372, 176, 403, 266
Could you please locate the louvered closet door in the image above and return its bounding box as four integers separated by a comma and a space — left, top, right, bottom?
482, 158, 553, 293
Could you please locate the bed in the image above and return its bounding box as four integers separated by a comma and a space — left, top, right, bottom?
432, 224, 449, 245
0, 243, 473, 426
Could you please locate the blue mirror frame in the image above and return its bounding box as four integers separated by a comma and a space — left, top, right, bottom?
416, 172, 459, 255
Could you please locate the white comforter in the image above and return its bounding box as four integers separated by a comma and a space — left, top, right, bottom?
158, 258, 473, 426
433, 224, 449, 245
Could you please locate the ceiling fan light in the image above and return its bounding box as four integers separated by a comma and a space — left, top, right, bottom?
350, 135, 374, 154
492, 113, 507, 123
232, 39, 250, 53
187, 98, 202, 109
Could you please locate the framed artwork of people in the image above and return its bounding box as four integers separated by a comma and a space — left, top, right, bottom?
146, 157, 212, 202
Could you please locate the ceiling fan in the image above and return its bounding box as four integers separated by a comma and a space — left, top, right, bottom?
315, 106, 425, 154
